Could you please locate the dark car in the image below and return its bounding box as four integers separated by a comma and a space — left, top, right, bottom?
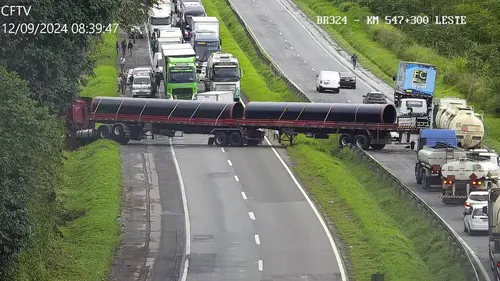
340, 72, 356, 89
363, 91, 387, 104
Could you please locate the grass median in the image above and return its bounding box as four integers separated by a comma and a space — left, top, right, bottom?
48, 32, 122, 280
203, 0, 470, 279
289, 0, 500, 151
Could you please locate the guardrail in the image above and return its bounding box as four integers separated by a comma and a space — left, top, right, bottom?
225, 0, 489, 280
226, 0, 310, 103
351, 146, 490, 281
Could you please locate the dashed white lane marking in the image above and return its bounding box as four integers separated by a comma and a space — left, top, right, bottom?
279, 32, 282, 35
258, 260, 263, 271
227, 160, 233, 166
234, 175, 240, 182
248, 212, 256, 220
241, 192, 248, 200
170, 141, 191, 281
221, 147, 225, 152
254, 234, 261, 245
347, 100, 351, 103
312, 68, 315, 72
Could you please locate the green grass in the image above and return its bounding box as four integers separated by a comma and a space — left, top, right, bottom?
202, 0, 300, 102
49, 140, 121, 281
47, 32, 122, 281
205, 0, 471, 279
289, 0, 500, 151
81, 32, 120, 98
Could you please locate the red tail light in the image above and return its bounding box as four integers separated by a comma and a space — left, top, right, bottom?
443, 180, 453, 185
465, 202, 471, 207
497, 262, 500, 267
431, 165, 441, 174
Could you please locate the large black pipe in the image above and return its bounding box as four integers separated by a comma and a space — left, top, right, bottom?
91, 97, 245, 119
243, 102, 397, 123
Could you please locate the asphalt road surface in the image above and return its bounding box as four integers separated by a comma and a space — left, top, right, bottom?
229, 0, 493, 278
111, 14, 347, 281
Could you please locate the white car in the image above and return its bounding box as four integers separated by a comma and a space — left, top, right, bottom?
464, 191, 489, 212
131, 75, 153, 97
316, 71, 340, 93
127, 67, 153, 84
463, 203, 488, 236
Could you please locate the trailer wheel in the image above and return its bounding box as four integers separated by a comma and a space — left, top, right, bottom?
112, 124, 126, 140
214, 132, 228, 147
339, 134, 351, 148
354, 134, 370, 150
370, 144, 386, 150
97, 125, 110, 139
228, 131, 243, 147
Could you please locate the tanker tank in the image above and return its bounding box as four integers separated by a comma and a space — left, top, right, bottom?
91, 97, 245, 119
434, 99, 484, 149
243, 102, 397, 123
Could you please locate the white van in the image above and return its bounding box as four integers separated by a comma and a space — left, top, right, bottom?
316, 71, 340, 93
148, 4, 172, 36
153, 52, 163, 73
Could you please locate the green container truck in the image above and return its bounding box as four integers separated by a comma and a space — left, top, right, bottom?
162, 45, 197, 100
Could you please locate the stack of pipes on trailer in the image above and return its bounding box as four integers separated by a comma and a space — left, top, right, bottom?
90, 96, 398, 131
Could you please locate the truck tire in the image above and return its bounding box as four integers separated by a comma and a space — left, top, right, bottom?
354, 134, 370, 150
339, 134, 351, 148
228, 131, 243, 147
370, 144, 385, 150
97, 125, 110, 139
415, 165, 422, 184
112, 124, 126, 140
214, 132, 228, 147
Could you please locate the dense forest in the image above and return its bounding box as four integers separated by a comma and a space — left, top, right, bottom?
337, 0, 500, 112
0, 0, 157, 279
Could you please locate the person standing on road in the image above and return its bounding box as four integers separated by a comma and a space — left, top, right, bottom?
155, 71, 162, 92
121, 39, 127, 57
121, 73, 127, 95
116, 41, 120, 55
128, 40, 134, 56
351, 53, 358, 70
117, 74, 123, 92
120, 56, 126, 72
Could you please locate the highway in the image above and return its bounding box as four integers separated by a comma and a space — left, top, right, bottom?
228, 0, 493, 278
111, 10, 348, 280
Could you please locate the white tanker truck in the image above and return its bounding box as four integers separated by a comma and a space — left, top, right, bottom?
440, 153, 500, 204
432, 97, 484, 149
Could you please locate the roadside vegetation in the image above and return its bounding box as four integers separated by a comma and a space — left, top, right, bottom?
0, 0, 156, 278
203, 0, 470, 279
289, 0, 500, 151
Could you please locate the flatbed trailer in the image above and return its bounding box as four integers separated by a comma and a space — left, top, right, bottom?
67, 97, 421, 149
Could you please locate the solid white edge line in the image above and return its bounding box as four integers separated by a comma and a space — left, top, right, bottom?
248, 212, 256, 220
241, 191, 248, 200
264, 137, 347, 281
258, 260, 263, 271
170, 140, 191, 281
227, 159, 233, 166
234, 175, 240, 182
273, 0, 374, 91
254, 234, 261, 245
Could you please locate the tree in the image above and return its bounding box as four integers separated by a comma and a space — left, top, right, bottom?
0, 67, 62, 279
0, 0, 120, 114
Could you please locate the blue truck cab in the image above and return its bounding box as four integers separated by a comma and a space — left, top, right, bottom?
394, 61, 437, 110
417, 129, 457, 151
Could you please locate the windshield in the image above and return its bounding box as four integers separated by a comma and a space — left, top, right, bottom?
194, 42, 219, 62
406, 101, 424, 107
151, 17, 171, 26
213, 66, 239, 79
133, 77, 150, 84
472, 208, 487, 216
168, 71, 196, 83
369, 93, 385, 99
469, 194, 488, 201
